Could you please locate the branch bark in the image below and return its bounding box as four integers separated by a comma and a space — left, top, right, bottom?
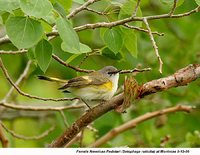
49, 64, 200, 147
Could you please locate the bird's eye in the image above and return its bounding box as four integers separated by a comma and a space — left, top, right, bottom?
108, 73, 113, 77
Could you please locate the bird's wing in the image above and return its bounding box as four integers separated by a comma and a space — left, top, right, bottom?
59, 72, 109, 89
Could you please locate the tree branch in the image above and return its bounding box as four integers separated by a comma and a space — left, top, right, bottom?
67, 0, 100, 19
132, 0, 141, 17
0, 52, 152, 75
52, 54, 93, 73
49, 64, 200, 147
109, 67, 152, 74
59, 110, 69, 127
0, 121, 55, 140
169, 0, 178, 16
0, 102, 85, 111
143, 18, 163, 73
123, 24, 164, 36
0, 58, 78, 102
0, 49, 27, 55
3, 60, 32, 102
74, 6, 200, 32
84, 7, 106, 16
90, 105, 193, 147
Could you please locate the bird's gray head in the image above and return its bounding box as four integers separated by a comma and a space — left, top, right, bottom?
99, 66, 118, 78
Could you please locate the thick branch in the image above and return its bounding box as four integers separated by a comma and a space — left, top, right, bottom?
49, 64, 200, 147
90, 105, 193, 147
139, 64, 200, 97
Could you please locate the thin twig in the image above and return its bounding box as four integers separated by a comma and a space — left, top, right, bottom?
90, 105, 193, 147
143, 18, 163, 73
79, 129, 84, 147
3, 60, 32, 101
59, 110, 69, 127
123, 24, 164, 36
84, 7, 106, 16
0, 121, 55, 140
65, 133, 82, 147
78, 50, 101, 67
0, 102, 85, 111
0, 58, 78, 102
0, 51, 93, 73
0, 60, 32, 116
52, 54, 93, 73
109, 67, 152, 74
0, 49, 27, 55
169, 0, 178, 16
132, 0, 141, 17
0, 125, 9, 147
74, 6, 200, 32
0, 110, 54, 120
67, 0, 100, 19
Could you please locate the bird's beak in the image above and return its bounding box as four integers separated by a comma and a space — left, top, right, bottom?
108, 70, 121, 75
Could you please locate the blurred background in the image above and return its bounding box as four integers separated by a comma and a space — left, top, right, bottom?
0, 0, 200, 147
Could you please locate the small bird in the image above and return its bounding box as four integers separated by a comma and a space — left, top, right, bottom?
38, 66, 119, 108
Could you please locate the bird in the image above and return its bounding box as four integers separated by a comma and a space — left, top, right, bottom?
38, 66, 119, 108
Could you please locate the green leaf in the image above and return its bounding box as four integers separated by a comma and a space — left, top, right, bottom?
61, 42, 91, 54
53, 2, 67, 17
35, 39, 52, 72
160, 0, 184, 7
110, 1, 123, 7
56, 17, 80, 53
103, 28, 123, 54
20, 0, 53, 18
0, 0, 20, 13
80, 43, 92, 53
27, 48, 35, 60
55, 0, 72, 13
66, 54, 79, 64
100, 28, 107, 40
0, 16, 3, 25
122, 28, 137, 57
195, 0, 200, 5
73, 0, 85, 4
102, 47, 123, 60
118, 0, 142, 27
42, 11, 56, 25
6, 16, 44, 49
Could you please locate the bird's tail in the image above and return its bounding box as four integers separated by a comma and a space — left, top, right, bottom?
37, 75, 68, 83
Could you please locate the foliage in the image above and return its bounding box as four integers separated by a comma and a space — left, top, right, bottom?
0, 0, 200, 148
